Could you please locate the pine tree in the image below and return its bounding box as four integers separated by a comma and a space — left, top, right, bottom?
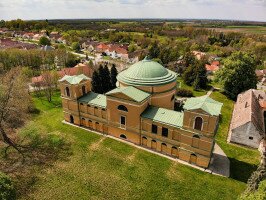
102, 65, 111, 93
97, 65, 105, 94
110, 64, 118, 89
91, 71, 101, 93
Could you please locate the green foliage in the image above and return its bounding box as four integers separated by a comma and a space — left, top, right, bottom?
101, 65, 112, 93
148, 42, 160, 59
245, 165, 266, 194
183, 59, 208, 90
176, 88, 193, 97
240, 180, 266, 200
110, 64, 118, 89
0, 49, 75, 71
215, 51, 257, 99
128, 43, 137, 53
71, 42, 81, 52
39, 36, 51, 46
0, 172, 16, 200
91, 70, 101, 94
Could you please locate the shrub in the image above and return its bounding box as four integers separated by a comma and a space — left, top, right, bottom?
0, 172, 16, 200
176, 88, 193, 97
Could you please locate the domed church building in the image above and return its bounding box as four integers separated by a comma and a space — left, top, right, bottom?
59, 58, 222, 168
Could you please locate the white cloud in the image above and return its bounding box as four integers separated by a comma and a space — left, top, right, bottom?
0, 0, 265, 21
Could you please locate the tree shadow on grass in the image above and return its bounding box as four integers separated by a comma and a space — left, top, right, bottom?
0, 134, 72, 199
229, 157, 258, 183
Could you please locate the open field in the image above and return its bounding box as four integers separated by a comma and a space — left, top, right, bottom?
206, 26, 266, 35
1, 90, 255, 199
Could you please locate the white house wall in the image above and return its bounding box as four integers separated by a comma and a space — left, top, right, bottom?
230, 122, 263, 148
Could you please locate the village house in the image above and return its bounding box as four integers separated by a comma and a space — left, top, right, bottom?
205, 60, 220, 74
81, 41, 99, 52
192, 51, 206, 60
49, 31, 62, 43
32, 63, 94, 87
59, 58, 223, 168
105, 44, 129, 61
22, 32, 35, 40
228, 89, 266, 148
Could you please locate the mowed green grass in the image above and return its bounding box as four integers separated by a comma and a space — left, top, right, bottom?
177, 78, 207, 97
19, 92, 256, 200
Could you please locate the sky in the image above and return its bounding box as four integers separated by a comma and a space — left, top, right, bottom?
0, 0, 265, 22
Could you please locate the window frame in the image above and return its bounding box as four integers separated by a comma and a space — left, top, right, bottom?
118, 105, 128, 112
120, 115, 126, 129
152, 124, 158, 134
193, 116, 203, 131
162, 127, 168, 137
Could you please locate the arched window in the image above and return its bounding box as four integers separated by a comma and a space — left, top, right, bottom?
194, 117, 203, 131
151, 140, 157, 150
161, 143, 167, 153
118, 105, 128, 112
120, 134, 127, 139
82, 85, 86, 95
65, 87, 70, 97
190, 153, 197, 164
171, 146, 178, 157
70, 115, 74, 123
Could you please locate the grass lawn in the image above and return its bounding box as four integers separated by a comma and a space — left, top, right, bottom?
9, 91, 254, 200
177, 78, 208, 97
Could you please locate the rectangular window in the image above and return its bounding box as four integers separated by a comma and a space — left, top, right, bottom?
120, 116, 126, 125
162, 127, 168, 137
152, 124, 157, 134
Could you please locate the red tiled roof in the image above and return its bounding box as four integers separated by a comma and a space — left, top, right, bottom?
108, 45, 128, 54
96, 43, 109, 51
31, 63, 94, 84
230, 89, 266, 133
205, 64, 219, 72
211, 60, 220, 66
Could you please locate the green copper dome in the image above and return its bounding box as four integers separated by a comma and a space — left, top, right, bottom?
117, 58, 177, 86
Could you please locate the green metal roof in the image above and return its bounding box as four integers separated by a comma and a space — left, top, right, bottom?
78, 92, 106, 108
59, 74, 89, 85
141, 106, 184, 128
106, 86, 150, 103
117, 58, 177, 86
183, 95, 223, 116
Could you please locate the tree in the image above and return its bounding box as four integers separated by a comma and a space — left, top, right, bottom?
215, 52, 257, 99
91, 71, 101, 93
101, 65, 112, 93
183, 59, 208, 90
110, 64, 118, 89
39, 36, 51, 46
0, 172, 16, 200
148, 42, 160, 59
41, 70, 59, 102
71, 42, 80, 52
0, 67, 31, 154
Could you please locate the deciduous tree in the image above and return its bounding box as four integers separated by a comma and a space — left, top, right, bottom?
0, 68, 31, 153
215, 52, 257, 99
39, 36, 51, 46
